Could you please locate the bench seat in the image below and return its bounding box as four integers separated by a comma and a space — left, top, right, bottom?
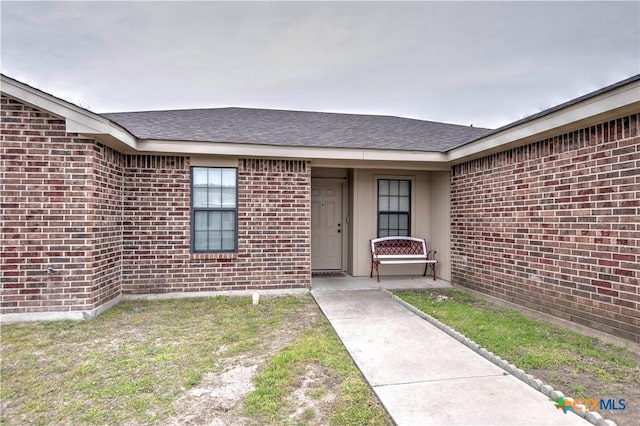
370, 237, 438, 282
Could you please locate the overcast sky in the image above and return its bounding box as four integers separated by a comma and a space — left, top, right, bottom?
1, 1, 639, 129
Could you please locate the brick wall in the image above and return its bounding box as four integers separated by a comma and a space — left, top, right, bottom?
91, 144, 124, 307
451, 114, 640, 343
1, 94, 312, 317
121, 155, 191, 293
121, 156, 311, 294
1, 95, 122, 314
238, 159, 311, 288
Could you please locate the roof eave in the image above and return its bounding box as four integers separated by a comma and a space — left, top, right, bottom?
448, 77, 640, 164
137, 138, 448, 164
3, 73, 638, 166
1, 74, 138, 151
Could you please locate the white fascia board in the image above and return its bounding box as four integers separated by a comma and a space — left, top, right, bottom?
66, 118, 137, 149
448, 81, 640, 163
1, 75, 137, 150
137, 139, 448, 163
310, 158, 451, 171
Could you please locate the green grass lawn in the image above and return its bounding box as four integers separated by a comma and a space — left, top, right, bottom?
395, 289, 640, 426
244, 320, 389, 425
1, 295, 389, 425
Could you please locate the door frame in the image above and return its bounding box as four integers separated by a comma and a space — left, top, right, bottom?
311, 178, 348, 272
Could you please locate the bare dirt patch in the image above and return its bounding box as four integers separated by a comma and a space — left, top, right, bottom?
169, 362, 258, 426
166, 298, 327, 426
287, 364, 339, 425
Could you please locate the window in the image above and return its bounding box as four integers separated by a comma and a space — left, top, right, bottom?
377, 179, 410, 237
191, 167, 237, 252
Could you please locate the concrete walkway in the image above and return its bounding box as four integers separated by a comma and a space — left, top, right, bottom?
312, 289, 591, 426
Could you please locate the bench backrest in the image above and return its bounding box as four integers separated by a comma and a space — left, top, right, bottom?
371, 237, 427, 256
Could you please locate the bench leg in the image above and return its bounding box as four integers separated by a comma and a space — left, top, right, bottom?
371, 259, 381, 282
370, 258, 375, 279
423, 263, 437, 280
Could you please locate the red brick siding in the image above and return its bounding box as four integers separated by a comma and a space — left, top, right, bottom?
451, 114, 640, 344
121, 155, 191, 293
238, 159, 311, 288
91, 143, 124, 307
121, 157, 311, 294
1, 96, 104, 313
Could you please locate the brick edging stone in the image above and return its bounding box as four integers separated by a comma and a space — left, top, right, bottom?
382, 288, 617, 426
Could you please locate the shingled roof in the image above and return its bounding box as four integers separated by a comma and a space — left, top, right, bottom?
101, 108, 493, 152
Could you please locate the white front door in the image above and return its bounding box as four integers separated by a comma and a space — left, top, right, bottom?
311, 182, 342, 270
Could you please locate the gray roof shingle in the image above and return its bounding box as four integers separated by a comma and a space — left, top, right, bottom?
101, 108, 493, 152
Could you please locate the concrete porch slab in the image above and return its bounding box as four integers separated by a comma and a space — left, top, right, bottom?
311, 274, 451, 292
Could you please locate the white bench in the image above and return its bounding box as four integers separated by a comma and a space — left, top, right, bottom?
370, 236, 438, 282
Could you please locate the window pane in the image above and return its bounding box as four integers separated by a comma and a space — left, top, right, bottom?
222, 231, 235, 250
194, 211, 208, 230
379, 229, 389, 238
222, 211, 235, 230
399, 181, 410, 196
388, 196, 399, 211
194, 231, 208, 251
208, 231, 222, 250
222, 169, 236, 188
208, 187, 222, 208
208, 168, 222, 187
193, 187, 207, 208
389, 214, 399, 230
222, 188, 236, 208
379, 180, 389, 196
390, 180, 399, 196
207, 211, 221, 230
379, 196, 389, 211
399, 197, 409, 212
379, 214, 389, 230
399, 214, 409, 230
193, 168, 208, 186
